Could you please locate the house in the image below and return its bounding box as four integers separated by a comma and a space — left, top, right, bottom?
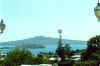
71, 54, 81, 61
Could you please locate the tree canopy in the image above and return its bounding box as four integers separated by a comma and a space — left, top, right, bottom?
81, 35, 100, 63
4, 48, 33, 66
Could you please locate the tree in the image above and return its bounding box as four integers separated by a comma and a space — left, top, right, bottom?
64, 43, 73, 57
73, 61, 97, 66
87, 35, 100, 50
81, 35, 100, 63
64, 43, 71, 51
56, 46, 65, 61
56, 29, 65, 61
4, 48, 33, 66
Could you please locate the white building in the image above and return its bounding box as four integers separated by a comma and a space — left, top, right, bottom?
71, 54, 81, 61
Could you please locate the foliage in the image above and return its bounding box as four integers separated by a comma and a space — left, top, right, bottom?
56, 44, 65, 61
3, 48, 33, 66
81, 35, 100, 61
32, 55, 50, 64
87, 35, 100, 50
58, 60, 74, 66
64, 44, 71, 55
43, 56, 48, 64
32, 56, 43, 64
64, 43, 70, 50
73, 61, 97, 66
64, 43, 74, 57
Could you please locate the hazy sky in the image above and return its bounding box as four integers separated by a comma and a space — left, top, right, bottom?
0, 0, 100, 42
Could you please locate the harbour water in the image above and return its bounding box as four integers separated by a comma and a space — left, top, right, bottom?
0, 44, 87, 54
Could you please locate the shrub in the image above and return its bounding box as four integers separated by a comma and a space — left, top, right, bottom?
73, 61, 97, 66
4, 48, 33, 66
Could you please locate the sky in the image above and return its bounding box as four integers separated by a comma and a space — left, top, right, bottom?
0, 0, 100, 42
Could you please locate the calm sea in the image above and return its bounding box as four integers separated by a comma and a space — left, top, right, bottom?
0, 44, 87, 54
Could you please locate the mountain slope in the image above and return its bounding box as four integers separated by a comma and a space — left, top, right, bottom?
0, 36, 87, 47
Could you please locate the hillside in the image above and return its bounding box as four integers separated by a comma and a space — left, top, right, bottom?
0, 36, 87, 47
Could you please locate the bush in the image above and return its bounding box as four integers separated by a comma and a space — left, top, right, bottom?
43, 56, 48, 64
81, 35, 100, 61
73, 61, 97, 66
58, 60, 74, 66
32, 56, 43, 64
4, 48, 33, 66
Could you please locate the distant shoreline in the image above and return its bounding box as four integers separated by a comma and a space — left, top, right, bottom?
0, 46, 45, 49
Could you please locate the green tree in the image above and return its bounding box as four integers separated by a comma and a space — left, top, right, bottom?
64, 43, 73, 57
64, 43, 70, 51
4, 48, 33, 66
81, 35, 100, 64
73, 61, 97, 66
